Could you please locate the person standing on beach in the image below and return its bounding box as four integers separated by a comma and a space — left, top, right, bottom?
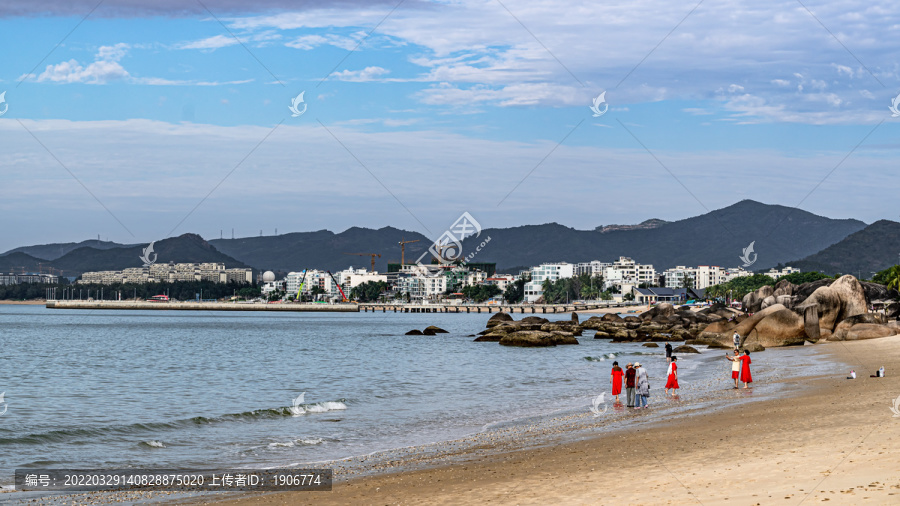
733, 331, 741, 350
665, 356, 679, 396
624, 363, 636, 407
635, 362, 650, 409
610, 361, 624, 403
739, 350, 753, 388
665, 342, 673, 363
726, 349, 741, 388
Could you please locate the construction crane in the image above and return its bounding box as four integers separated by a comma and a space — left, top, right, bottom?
398, 238, 420, 266
343, 252, 381, 272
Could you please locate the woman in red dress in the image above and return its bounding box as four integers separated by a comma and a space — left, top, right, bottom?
610, 361, 624, 403
665, 356, 679, 396
739, 350, 753, 388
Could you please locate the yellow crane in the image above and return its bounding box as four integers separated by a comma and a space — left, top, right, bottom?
398, 238, 419, 266
343, 252, 381, 272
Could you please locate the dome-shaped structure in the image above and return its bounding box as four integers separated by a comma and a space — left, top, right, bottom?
262, 271, 276, 283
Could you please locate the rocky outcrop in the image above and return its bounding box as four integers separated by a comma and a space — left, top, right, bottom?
743, 285, 775, 313
424, 325, 449, 334
405, 329, 423, 335
672, 345, 699, 354
498, 330, 578, 347
642, 342, 659, 347
486, 312, 513, 328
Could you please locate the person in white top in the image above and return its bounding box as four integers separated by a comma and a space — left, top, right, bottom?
726, 349, 741, 389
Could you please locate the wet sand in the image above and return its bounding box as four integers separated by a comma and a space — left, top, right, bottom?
210, 336, 900, 505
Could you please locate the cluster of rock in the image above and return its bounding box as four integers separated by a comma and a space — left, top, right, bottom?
475, 304, 736, 348
474, 312, 581, 347
405, 326, 449, 336
474, 275, 900, 351
694, 274, 900, 350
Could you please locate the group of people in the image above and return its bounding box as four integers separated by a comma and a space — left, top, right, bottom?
609, 361, 650, 408
607, 333, 755, 408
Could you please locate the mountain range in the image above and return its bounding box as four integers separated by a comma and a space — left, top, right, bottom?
2, 200, 894, 277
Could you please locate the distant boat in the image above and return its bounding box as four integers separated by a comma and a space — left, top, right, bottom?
147, 295, 169, 302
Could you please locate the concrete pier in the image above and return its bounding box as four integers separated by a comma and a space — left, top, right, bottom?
45, 301, 359, 312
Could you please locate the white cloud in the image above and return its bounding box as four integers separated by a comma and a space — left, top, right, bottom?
38, 43, 131, 84
179, 34, 239, 50
330, 66, 390, 82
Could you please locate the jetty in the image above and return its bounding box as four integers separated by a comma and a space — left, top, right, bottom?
45, 300, 359, 312
359, 302, 639, 313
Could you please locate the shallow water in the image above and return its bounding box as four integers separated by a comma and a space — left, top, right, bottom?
0, 306, 838, 492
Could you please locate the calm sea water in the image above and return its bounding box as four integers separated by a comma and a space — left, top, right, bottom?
0, 305, 826, 489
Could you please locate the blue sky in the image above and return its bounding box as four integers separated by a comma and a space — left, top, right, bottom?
1, 0, 900, 252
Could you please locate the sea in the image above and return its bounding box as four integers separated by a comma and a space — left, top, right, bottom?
0, 305, 841, 500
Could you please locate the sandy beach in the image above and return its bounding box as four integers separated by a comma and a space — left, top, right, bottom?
210, 336, 900, 506
0, 300, 45, 305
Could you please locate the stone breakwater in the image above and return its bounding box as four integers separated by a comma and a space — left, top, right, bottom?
45, 300, 359, 312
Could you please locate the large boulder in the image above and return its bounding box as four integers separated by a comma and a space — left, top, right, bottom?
405, 329, 423, 335
760, 295, 777, 310
672, 345, 700, 354
845, 323, 897, 341
743, 285, 775, 313
424, 325, 448, 334
549, 331, 579, 345
541, 322, 583, 336
521, 316, 550, 325
774, 279, 798, 298
797, 275, 867, 338
795, 278, 834, 301
602, 313, 624, 322
571, 312, 579, 324
499, 330, 559, 347
473, 331, 506, 342
886, 302, 900, 319
860, 281, 899, 304
831, 314, 889, 340
486, 312, 514, 327
641, 302, 675, 320
797, 286, 843, 339
746, 308, 808, 347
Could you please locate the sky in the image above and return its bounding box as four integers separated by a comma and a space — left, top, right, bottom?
1, 0, 900, 252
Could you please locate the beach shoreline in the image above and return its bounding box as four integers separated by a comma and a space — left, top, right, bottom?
0, 300, 45, 305
205, 337, 900, 505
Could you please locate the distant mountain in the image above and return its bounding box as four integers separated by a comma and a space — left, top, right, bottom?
210, 227, 431, 273
785, 220, 900, 276
0, 252, 50, 274
1, 234, 249, 276
1, 239, 133, 261
2, 200, 870, 276
595, 218, 668, 233
209, 200, 866, 273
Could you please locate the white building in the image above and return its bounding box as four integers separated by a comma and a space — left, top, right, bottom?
484, 274, 515, 292
524, 263, 576, 302
663, 265, 754, 289
764, 266, 800, 279
575, 261, 611, 277
603, 257, 656, 288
